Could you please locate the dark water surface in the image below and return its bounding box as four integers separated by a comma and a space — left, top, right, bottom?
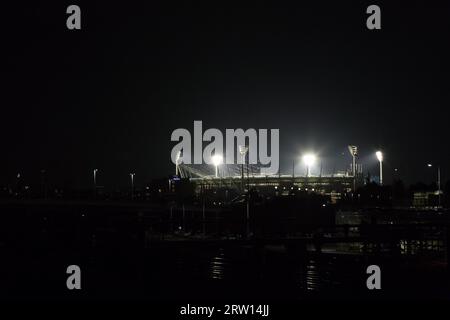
0, 202, 449, 301
1, 244, 448, 301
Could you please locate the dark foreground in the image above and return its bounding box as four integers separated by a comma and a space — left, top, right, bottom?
0, 200, 449, 301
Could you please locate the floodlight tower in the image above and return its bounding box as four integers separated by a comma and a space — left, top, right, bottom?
239, 145, 248, 191
130, 173, 135, 200
348, 145, 358, 191
376, 151, 383, 185
238, 145, 251, 237
427, 163, 442, 207
211, 154, 223, 178
302, 154, 316, 177
93, 169, 98, 198
175, 151, 181, 176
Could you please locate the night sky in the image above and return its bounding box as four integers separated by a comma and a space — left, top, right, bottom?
2, 1, 450, 188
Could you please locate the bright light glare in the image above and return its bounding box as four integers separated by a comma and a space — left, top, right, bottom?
211, 154, 223, 166
427, 163, 433, 167
239, 145, 248, 155
302, 154, 316, 167
376, 151, 383, 162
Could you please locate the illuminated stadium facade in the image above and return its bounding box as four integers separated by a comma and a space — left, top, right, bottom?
177, 163, 358, 200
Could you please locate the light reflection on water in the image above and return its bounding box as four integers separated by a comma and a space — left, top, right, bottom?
209, 249, 226, 280
306, 261, 321, 291
204, 248, 336, 293
147, 245, 447, 300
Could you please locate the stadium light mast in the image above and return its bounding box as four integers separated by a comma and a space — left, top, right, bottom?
93, 169, 98, 198
239, 145, 248, 191
130, 173, 135, 200
175, 151, 181, 176
427, 163, 441, 207
376, 151, 383, 185
212, 154, 223, 178
239, 145, 250, 237
302, 154, 316, 177
348, 145, 358, 191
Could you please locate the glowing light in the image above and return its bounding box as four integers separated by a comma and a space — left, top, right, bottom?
211, 154, 223, 178
302, 154, 316, 167
239, 145, 248, 156
211, 154, 223, 166
376, 151, 383, 162
302, 153, 316, 177
375, 151, 383, 185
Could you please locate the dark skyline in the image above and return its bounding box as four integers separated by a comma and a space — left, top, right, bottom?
2, 1, 450, 188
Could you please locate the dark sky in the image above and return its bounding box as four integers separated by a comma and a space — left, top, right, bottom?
2, 1, 450, 188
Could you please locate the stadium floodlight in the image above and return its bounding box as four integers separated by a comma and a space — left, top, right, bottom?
302, 154, 316, 177
376, 151, 383, 162
427, 163, 442, 207
93, 169, 98, 186
348, 145, 358, 175
239, 145, 249, 190
175, 151, 181, 176
211, 154, 223, 178
348, 145, 358, 192
375, 151, 383, 185
239, 145, 248, 161
130, 173, 135, 200
348, 145, 358, 157
93, 169, 98, 198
